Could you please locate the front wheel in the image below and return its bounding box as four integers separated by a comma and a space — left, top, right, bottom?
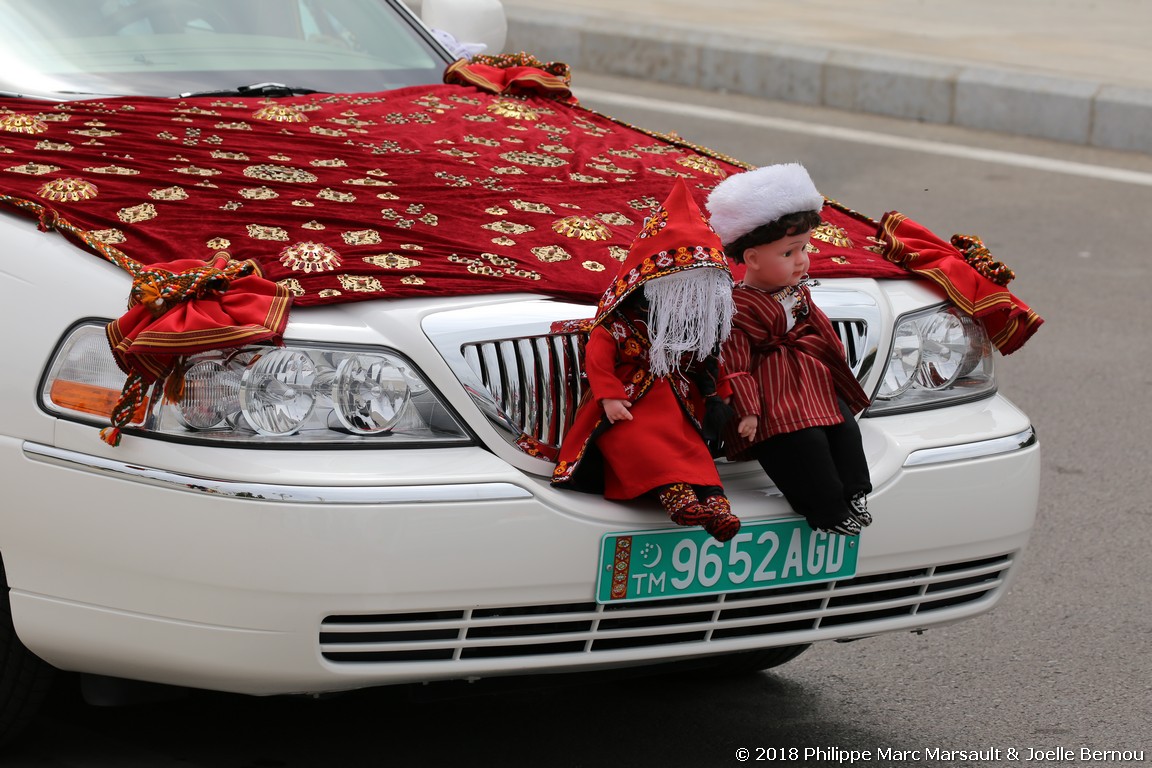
0, 558, 56, 748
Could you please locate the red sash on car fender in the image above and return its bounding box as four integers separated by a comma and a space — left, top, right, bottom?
877, 212, 1043, 355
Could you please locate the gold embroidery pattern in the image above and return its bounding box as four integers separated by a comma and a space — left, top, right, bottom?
1, 115, 48, 134
677, 155, 724, 176
449, 252, 540, 281
363, 253, 422, 269
253, 104, 309, 123
280, 241, 342, 272
344, 176, 394, 186
248, 224, 289, 241
338, 274, 384, 293
510, 199, 553, 214
488, 99, 540, 121
174, 165, 221, 177
342, 229, 381, 246
149, 186, 189, 201
587, 161, 632, 175
553, 216, 610, 241
7, 162, 60, 175
39, 177, 98, 202
596, 212, 633, 226
70, 127, 119, 138
278, 278, 306, 296
89, 229, 126, 244
243, 164, 318, 184
813, 222, 853, 248
483, 220, 535, 235
499, 151, 565, 168
117, 203, 157, 223
317, 188, 355, 203
532, 245, 572, 263
84, 165, 140, 176
239, 186, 278, 200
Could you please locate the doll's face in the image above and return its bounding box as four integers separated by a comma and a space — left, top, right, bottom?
741, 229, 812, 291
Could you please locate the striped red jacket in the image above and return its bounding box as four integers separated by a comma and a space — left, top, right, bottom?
721, 282, 870, 462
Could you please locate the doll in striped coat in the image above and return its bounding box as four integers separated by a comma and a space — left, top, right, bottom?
706, 164, 872, 536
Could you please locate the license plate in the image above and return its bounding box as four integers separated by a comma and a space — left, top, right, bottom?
596, 518, 859, 603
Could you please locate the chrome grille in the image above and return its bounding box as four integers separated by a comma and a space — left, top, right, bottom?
319, 554, 1012, 664
462, 331, 589, 451
461, 319, 867, 455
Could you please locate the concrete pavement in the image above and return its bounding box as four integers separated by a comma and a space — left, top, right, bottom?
497, 0, 1152, 155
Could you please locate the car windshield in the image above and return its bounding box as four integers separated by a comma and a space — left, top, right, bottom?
0, 0, 451, 99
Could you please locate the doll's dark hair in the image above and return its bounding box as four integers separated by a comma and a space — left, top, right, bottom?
724, 209, 823, 263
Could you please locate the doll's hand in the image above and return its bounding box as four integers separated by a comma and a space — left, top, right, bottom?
602, 398, 633, 424
737, 414, 758, 439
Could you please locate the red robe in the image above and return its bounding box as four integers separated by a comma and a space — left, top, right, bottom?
722, 282, 871, 462
551, 309, 721, 499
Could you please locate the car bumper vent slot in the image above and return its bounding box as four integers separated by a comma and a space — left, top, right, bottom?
318, 553, 1013, 664
461, 320, 866, 456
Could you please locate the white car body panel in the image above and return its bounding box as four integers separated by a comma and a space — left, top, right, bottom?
2, 221, 1039, 695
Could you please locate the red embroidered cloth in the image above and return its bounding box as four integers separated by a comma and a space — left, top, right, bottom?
0, 66, 1039, 353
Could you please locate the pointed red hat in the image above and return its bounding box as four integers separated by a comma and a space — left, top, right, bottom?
592, 179, 730, 327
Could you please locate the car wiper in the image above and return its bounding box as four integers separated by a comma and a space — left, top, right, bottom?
179, 82, 322, 98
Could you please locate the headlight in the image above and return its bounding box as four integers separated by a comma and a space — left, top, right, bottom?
42, 323, 471, 446
868, 305, 995, 415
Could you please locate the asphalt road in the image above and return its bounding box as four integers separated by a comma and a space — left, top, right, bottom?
8, 74, 1152, 768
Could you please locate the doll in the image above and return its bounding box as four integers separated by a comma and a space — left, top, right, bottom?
706, 163, 872, 536
551, 180, 741, 542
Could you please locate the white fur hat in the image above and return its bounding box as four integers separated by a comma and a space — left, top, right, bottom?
705, 163, 824, 246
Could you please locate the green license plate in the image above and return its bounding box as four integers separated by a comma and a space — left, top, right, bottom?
596, 518, 859, 603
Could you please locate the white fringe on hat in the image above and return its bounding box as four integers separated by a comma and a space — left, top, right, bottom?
643, 267, 734, 378
706, 163, 825, 246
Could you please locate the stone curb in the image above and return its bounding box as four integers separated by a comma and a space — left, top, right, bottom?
503, 7, 1152, 155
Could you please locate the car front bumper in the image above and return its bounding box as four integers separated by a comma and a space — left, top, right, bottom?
3, 394, 1038, 695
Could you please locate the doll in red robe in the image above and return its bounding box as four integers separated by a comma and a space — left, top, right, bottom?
551, 180, 741, 542
706, 163, 872, 536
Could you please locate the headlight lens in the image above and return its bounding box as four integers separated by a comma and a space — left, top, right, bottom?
42, 324, 471, 446
868, 305, 995, 415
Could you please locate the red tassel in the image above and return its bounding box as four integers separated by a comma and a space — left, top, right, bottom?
99, 427, 122, 446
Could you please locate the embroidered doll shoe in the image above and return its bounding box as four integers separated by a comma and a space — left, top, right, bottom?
702, 495, 742, 542
671, 504, 715, 527
659, 483, 713, 526
848, 492, 873, 527
704, 511, 742, 542
814, 515, 862, 537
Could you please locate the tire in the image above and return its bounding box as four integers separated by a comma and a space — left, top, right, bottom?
0, 557, 56, 748
703, 643, 812, 675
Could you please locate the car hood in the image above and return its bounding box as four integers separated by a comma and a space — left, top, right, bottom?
0, 82, 911, 308
0, 66, 1039, 360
